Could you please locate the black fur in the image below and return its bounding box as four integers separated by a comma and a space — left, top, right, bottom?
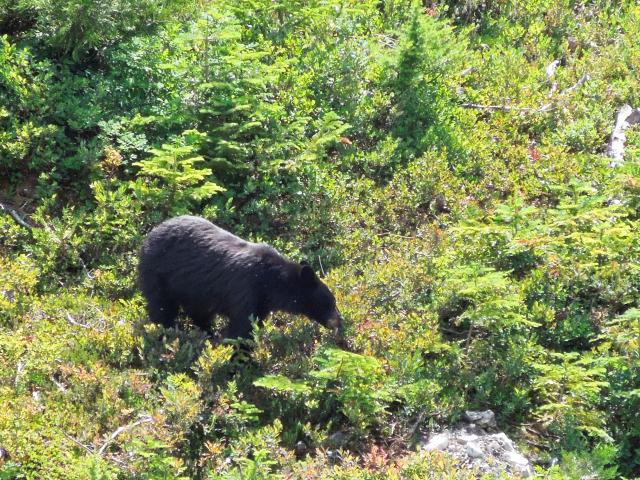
138, 215, 342, 339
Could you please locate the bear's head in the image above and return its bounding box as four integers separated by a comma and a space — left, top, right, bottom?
298, 264, 343, 335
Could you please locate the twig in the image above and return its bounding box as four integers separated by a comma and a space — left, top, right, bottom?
65, 312, 91, 329
460, 66, 477, 77
465, 322, 474, 351
78, 256, 94, 281
63, 432, 95, 455
0, 202, 32, 230
406, 411, 427, 440
14, 359, 25, 389
562, 73, 590, 94
461, 103, 528, 112
334, 357, 345, 380
62, 431, 132, 469
97, 416, 153, 455
440, 327, 467, 336
317, 255, 326, 277
64, 309, 106, 332
376, 34, 397, 49
461, 73, 589, 115
50, 375, 67, 392
374, 231, 419, 239
461, 102, 553, 114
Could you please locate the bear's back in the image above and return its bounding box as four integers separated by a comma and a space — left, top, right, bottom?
141, 216, 248, 256
139, 215, 287, 276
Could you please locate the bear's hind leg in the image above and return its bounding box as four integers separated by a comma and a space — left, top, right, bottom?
185, 307, 213, 333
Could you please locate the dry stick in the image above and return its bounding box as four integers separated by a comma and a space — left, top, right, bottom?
465, 322, 474, 352
461, 73, 590, 114
0, 202, 32, 230
78, 256, 94, 281
63, 432, 95, 455
440, 327, 467, 336
14, 359, 25, 389
374, 231, 419, 239
65, 312, 91, 329
406, 410, 427, 441
97, 416, 153, 456
317, 255, 326, 277
460, 103, 551, 113
62, 431, 130, 469
563, 73, 590, 93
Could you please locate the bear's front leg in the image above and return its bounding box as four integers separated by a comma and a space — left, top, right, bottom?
146, 294, 179, 329
225, 307, 258, 340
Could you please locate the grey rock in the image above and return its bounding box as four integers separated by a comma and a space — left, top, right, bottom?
422, 433, 450, 451
421, 421, 533, 478
491, 432, 514, 452
465, 442, 484, 459
463, 410, 497, 428
505, 451, 534, 477
505, 451, 529, 466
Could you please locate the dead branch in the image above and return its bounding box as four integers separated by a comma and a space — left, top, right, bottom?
440, 327, 467, 336
545, 60, 560, 79
460, 103, 553, 114
65, 312, 91, 329
461, 73, 589, 115
63, 432, 94, 455
97, 416, 153, 456
14, 359, 25, 389
460, 66, 478, 77
64, 309, 106, 332
78, 256, 94, 281
406, 410, 427, 440
317, 255, 326, 277
0, 202, 32, 230
374, 231, 419, 239
562, 73, 590, 94
607, 104, 640, 166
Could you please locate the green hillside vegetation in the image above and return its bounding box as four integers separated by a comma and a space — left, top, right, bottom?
1, 0, 639, 478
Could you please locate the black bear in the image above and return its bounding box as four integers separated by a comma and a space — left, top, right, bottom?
138, 215, 343, 339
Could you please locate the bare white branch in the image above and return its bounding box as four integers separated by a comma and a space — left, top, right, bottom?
97, 416, 154, 456
66, 312, 91, 329
460, 73, 588, 115
63, 432, 95, 454
546, 60, 560, 79
0, 203, 32, 230
14, 359, 25, 389
562, 73, 590, 94
607, 104, 640, 166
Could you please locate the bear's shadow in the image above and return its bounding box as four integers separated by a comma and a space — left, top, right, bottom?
134, 312, 349, 383
135, 315, 242, 376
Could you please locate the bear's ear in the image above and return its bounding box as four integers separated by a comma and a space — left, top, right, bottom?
300, 264, 317, 287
